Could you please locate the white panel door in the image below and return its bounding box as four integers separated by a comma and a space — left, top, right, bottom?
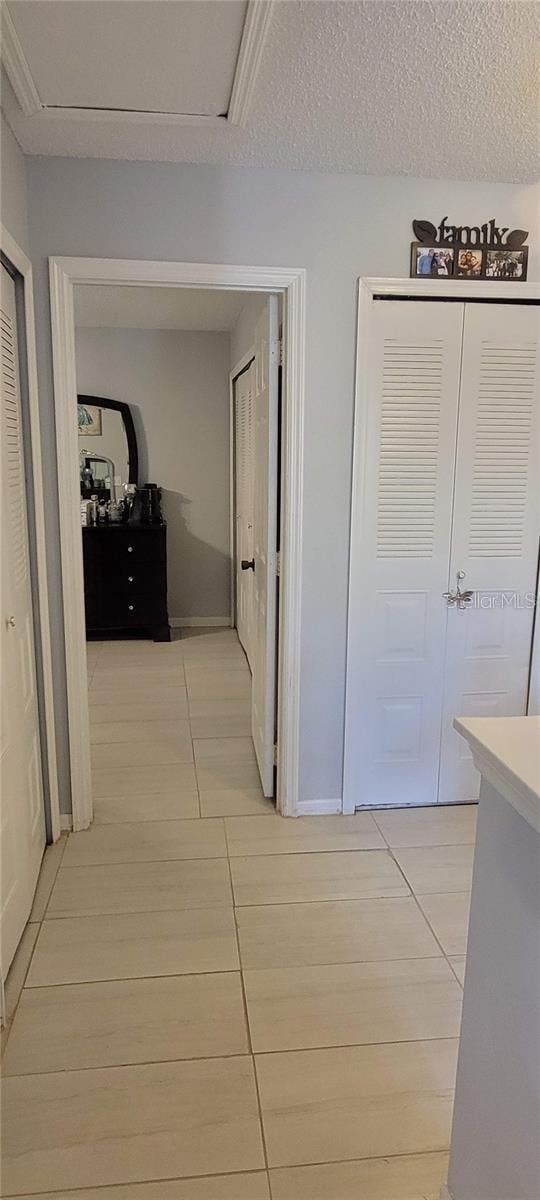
343, 301, 464, 811
439, 303, 540, 803
251, 296, 279, 796
1, 266, 45, 983
234, 361, 255, 668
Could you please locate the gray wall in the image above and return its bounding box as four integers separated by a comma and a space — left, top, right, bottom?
75, 326, 231, 620
25, 156, 540, 811
230, 294, 267, 370
1, 114, 29, 251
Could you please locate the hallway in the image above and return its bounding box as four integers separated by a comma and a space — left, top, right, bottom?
88, 627, 271, 821
3, 630, 475, 1199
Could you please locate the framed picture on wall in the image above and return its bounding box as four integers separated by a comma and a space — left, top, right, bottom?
410, 219, 530, 281
78, 402, 102, 436
411, 244, 455, 278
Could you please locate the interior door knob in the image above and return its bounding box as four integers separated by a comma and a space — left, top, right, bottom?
241, 558, 255, 571
6, 614, 16, 628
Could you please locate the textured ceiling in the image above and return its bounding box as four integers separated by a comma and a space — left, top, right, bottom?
74, 285, 249, 331
3, 1, 540, 182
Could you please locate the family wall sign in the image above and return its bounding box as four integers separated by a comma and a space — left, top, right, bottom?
410, 217, 529, 281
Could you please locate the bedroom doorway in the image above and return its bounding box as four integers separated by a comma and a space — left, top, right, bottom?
49, 257, 305, 828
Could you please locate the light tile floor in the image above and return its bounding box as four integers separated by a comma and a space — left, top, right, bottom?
2, 629, 477, 1199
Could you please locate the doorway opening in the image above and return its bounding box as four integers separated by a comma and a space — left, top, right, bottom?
50, 258, 306, 829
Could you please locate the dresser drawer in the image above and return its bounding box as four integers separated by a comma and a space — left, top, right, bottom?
82, 523, 169, 640
100, 529, 165, 571
116, 569, 155, 599
106, 596, 153, 627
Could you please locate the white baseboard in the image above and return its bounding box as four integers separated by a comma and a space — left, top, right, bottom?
170, 617, 233, 629
60, 814, 73, 832
296, 798, 342, 816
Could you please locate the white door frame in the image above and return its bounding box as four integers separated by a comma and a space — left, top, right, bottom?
229, 345, 256, 635
344, 276, 540, 814
1, 225, 60, 841
49, 257, 306, 828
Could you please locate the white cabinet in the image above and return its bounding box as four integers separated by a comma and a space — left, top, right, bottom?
344, 299, 540, 811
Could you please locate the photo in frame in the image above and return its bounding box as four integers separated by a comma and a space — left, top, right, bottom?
485, 248, 528, 280
411, 245, 455, 278
78, 402, 102, 436
455, 248, 483, 278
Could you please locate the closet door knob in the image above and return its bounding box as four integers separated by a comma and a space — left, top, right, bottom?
443, 570, 474, 610
241, 559, 255, 571
6, 614, 16, 628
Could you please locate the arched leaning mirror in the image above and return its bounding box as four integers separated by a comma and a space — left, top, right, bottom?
78, 394, 138, 500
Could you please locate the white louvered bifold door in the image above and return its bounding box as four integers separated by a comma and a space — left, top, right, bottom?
234, 361, 255, 669
1, 265, 45, 985
343, 301, 464, 811
438, 303, 540, 804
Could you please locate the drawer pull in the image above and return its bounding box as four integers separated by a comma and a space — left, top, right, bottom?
128, 576, 134, 583
127, 545, 133, 553
128, 604, 134, 612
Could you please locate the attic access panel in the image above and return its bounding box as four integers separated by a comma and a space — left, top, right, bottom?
7, 0, 247, 116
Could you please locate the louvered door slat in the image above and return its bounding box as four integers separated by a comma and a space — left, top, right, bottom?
1, 306, 28, 589
376, 338, 447, 559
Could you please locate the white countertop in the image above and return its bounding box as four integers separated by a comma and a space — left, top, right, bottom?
454, 716, 540, 833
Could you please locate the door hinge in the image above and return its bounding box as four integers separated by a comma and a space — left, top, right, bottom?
279, 338, 284, 367
275, 551, 281, 576
273, 743, 278, 766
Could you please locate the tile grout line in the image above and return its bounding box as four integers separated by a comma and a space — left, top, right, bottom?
4, 1033, 463, 1080
56, 851, 229, 871
35, 894, 463, 918
224, 820, 272, 1178
408, 883, 466, 979
356, 843, 469, 990
53, 845, 426, 868
22, 967, 243, 990
446, 957, 465, 989
371, 809, 476, 852
371, 804, 476, 842
2, 833, 70, 1054
0, 1149, 451, 1200
22, 953, 455, 989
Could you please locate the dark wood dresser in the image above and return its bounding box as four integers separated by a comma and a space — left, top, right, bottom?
82, 522, 170, 641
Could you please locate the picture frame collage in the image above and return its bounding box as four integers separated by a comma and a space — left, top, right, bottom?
410, 218, 529, 281
411, 243, 528, 281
